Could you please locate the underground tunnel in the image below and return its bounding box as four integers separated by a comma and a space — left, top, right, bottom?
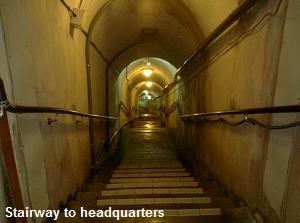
0, 0, 300, 222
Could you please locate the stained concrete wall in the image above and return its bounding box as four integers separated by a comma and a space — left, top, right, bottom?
174, 0, 300, 222
0, 0, 108, 218
263, 0, 300, 221
90, 46, 109, 147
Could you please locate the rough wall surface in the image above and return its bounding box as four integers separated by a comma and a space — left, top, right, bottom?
174, 0, 299, 222
90, 46, 109, 147
0, 0, 107, 214
264, 0, 300, 221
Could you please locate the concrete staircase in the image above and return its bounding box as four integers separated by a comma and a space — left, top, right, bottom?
57, 119, 251, 223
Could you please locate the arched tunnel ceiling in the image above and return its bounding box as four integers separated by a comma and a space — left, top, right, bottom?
128, 73, 168, 90
79, 0, 239, 70
135, 81, 163, 94
123, 57, 176, 89
92, 0, 202, 69
117, 57, 176, 106
119, 57, 176, 93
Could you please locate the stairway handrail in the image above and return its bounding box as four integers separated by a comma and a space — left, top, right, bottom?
131, 105, 138, 113
0, 79, 118, 121
165, 101, 178, 116
119, 101, 131, 117
180, 105, 300, 129
109, 115, 140, 145
6, 105, 118, 120
180, 105, 300, 119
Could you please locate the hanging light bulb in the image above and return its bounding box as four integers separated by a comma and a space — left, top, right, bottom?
147, 95, 152, 100
146, 81, 153, 88
142, 68, 153, 77
142, 57, 153, 77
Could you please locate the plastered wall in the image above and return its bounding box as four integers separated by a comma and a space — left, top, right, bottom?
264, 0, 300, 221
90, 46, 109, 147
0, 0, 108, 217
174, 0, 300, 222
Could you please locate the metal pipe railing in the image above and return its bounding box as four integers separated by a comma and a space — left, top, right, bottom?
6, 105, 118, 120
174, 0, 262, 82
119, 101, 131, 117
0, 79, 118, 121
165, 101, 178, 116
180, 105, 300, 130
109, 115, 139, 145
180, 105, 300, 119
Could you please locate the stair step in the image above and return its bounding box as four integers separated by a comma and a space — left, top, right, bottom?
117, 164, 183, 169
124, 152, 175, 155
76, 192, 208, 202
120, 160, 179, 163
106, 181, 199, 189
124, 151, 174, 155
165, 208, 222, 216
57, 214, 223, 223
110, 177, 194, 183
97, 197, 211, 206
117, 163, 182, 169
65, 203, 222, 217
101, 188, 204, 196
119, 161, 180, 165
123, 158, 177, 161
112, 172, 189, 178
114, 168, 186, 173
128, 129, 166, 133
68, 202, 220, 213
76, 193, 235, 208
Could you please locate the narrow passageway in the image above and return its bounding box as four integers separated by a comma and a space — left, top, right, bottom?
0, 0, 300, 223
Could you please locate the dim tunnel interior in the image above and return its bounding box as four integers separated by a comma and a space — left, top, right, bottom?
0, 0, 300, 223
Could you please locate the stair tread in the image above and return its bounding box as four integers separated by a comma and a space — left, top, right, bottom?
57, 214, 224, 223
114, 168, 187, 173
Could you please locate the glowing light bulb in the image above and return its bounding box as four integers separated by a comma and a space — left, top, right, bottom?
143, 90, 149, 95
147, 95, 152, 100
142, 68, 153, 77
146, 82, 153, 88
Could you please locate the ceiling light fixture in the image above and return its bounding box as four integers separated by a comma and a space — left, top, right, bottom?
142, 68, 153, 77
142, 58, 153, 77
146, 81, 153, 88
